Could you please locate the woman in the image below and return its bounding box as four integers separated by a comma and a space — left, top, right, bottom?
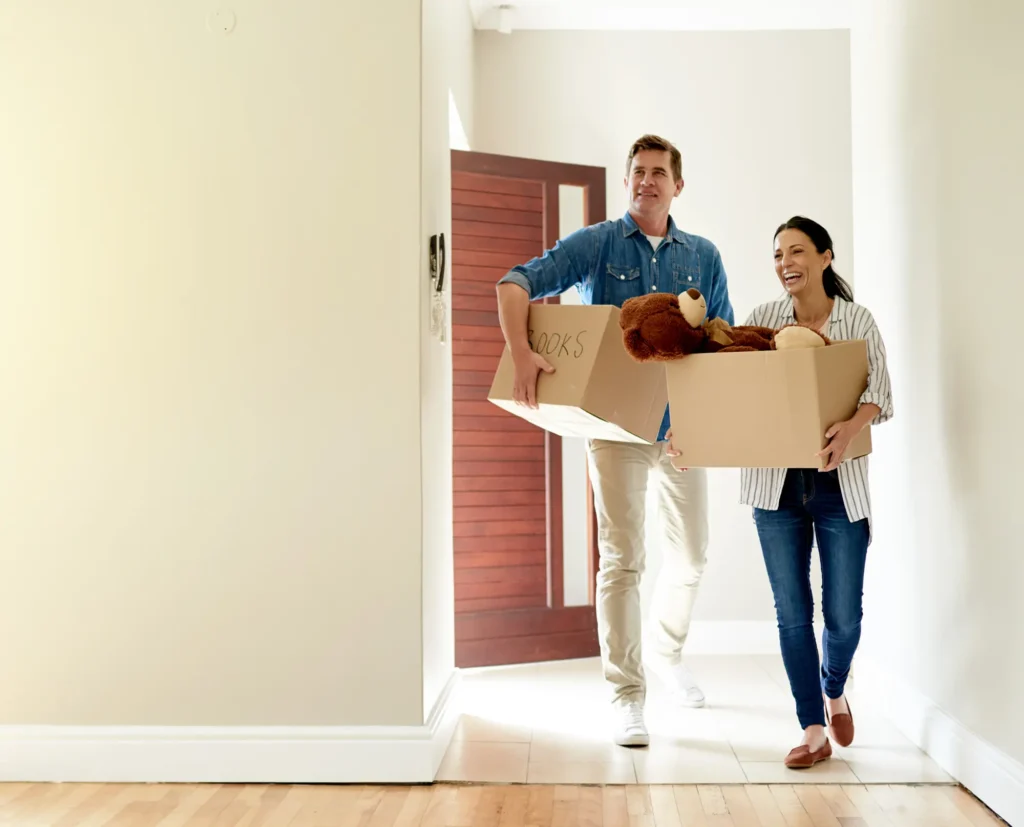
741, 216, 893, 769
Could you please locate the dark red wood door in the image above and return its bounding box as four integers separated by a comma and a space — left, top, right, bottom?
450, 150, 606, 668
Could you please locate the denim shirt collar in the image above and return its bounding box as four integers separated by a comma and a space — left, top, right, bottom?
620, 211, 689, 247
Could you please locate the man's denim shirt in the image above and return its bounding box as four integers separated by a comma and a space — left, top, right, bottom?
497, 211, 735, 442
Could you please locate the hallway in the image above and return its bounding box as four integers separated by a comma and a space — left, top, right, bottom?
438, 656, 952, 786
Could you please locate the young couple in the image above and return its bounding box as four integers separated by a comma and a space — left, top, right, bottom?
495, 134, 893, 769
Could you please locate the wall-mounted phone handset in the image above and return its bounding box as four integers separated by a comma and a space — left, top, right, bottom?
428, 232, 448, 343
429, 232, 446, 292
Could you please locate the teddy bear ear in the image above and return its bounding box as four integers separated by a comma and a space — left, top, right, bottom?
619, 295, 644, 329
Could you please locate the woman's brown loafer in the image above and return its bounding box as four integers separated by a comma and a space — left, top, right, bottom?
825, 696, 855, 747
784, 738, 833, 769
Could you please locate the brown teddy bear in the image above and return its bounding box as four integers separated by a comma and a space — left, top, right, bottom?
620, 288, 829, 362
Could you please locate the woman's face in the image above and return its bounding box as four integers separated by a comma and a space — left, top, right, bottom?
774, 228, 831, 296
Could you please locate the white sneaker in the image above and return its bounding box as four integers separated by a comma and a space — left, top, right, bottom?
613, 700, 650, 747
646, 657, 706, 708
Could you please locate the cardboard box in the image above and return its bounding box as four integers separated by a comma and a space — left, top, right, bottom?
488, 304, 668, 443
665, 340, 872, 469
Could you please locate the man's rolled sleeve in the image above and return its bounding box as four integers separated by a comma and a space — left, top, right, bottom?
497, 226, 592, 300
497, 269, 534, 297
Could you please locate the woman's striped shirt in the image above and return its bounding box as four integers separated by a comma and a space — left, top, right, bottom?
739, 295, 894, 529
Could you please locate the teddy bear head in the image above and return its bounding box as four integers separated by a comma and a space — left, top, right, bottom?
619, 289, 707, 362
772, 324, 829, 350
677, 288, 708, 327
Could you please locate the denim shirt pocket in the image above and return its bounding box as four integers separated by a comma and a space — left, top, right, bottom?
605, 263, 642, 304
672, 260, 702, 297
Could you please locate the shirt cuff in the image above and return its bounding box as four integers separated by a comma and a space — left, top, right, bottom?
859, 392, 891, 424
497, 270, 534, 297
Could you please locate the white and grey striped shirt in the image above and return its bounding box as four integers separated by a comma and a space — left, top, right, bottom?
738, 295, 894, 529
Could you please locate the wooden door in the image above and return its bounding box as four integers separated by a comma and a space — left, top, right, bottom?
451, 149, 606, 668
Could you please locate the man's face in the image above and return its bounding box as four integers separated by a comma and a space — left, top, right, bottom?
625, 149, 683, 217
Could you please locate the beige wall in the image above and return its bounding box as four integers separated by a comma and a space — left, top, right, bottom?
420, 0, 475, 720
851, 0, 1024, 776
473, 29, 854, 625
0, 0, 427, 727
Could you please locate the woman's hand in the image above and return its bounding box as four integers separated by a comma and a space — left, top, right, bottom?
818, 404, 881, 471
665, 429, 688, 471
817, 420, 858, 471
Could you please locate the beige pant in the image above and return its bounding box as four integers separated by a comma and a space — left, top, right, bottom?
586, 438, 709, 706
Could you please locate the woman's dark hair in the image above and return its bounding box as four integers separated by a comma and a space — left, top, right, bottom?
774, 216, 854, 301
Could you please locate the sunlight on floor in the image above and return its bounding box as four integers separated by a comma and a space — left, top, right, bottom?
438, 655, 955, 785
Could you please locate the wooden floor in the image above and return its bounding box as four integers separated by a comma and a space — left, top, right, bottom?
0, 782, 1006, 826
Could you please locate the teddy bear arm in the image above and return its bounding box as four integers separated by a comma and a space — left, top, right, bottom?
724, 325, 776, 351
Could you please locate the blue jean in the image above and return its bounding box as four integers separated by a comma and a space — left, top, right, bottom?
753, 469, 870, 729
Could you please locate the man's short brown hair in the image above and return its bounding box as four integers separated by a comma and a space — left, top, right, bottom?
626, 134, 682, 181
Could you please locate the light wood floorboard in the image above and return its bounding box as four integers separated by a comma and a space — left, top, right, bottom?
0, 782, 1007, 826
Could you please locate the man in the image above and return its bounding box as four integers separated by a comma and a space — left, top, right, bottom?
495, 134, 735, 746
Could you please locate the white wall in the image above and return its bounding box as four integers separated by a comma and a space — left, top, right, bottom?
420, 0, 475, 720
473, 29, 854, 628
0, 1, 425, 729
850, 1, 1024, 821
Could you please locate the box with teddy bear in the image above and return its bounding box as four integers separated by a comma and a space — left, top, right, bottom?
620, 288, 872, 469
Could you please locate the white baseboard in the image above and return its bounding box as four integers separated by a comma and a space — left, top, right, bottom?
0, 671, 462, 784
684, 621, 781, 655
856, 657, 1023, 827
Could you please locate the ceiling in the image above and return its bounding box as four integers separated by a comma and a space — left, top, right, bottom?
469, 0, 852, 32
